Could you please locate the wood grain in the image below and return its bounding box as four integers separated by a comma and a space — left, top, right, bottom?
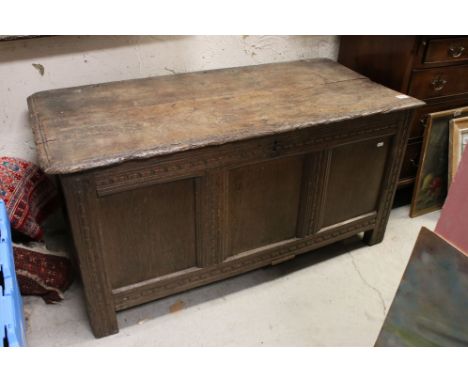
60, 174, 118, 338
97, 178, 197, 289
364, 111, 412, 245
28, 59, 422, 174
424, 37, 468, 65
296, 151, 331, 237
227, 156, 303, 256
409, 65, 468, 100
322, 135, 392, 228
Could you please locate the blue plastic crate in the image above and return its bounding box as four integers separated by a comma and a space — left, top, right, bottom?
0, 199, 26, 347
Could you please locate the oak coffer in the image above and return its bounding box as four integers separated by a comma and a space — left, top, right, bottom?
27, 59, 423, 337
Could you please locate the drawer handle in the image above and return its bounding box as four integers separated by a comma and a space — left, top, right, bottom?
448, 45, 465, 58
431, 77, 447, 91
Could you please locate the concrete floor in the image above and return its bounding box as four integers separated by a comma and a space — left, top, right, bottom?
23, 206, 439, 346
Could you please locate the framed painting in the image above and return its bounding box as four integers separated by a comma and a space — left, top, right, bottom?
375, 227, 468, 347
449, 116, 468, 186
410, 106, 468, 217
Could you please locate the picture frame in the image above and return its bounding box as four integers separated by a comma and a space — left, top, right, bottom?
448, 116, 468, 186
410, 106, 468, 218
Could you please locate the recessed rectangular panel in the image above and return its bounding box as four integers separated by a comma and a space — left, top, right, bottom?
97, 178, 196, 289
322, 136, 392, 227
228, 156, 303, 256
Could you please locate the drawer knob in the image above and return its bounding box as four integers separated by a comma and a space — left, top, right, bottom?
448, 45, 465, 58
431, 76, 447, 91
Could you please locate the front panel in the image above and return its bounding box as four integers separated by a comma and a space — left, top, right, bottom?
226, 155, 304, 256
67, 113, 404, 318
97, 178, 197, 289
321, 136, 392, 228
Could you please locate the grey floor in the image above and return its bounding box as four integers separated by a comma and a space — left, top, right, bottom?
23, 206, 440, 346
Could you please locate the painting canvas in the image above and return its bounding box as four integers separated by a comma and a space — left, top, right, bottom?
410, 106, 468, 217
375, 227, 468, 347
448, 116, 468, 185
436, 142, 468, 255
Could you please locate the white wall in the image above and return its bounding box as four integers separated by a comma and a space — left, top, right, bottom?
0, 35, 339, 164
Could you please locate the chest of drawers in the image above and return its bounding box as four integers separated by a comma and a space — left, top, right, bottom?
339, 36, 468, 205
27, 59, 422, 337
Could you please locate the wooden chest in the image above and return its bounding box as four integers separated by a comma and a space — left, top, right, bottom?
27, 59, 423, 337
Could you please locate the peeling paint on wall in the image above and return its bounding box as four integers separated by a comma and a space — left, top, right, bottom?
0, 35, 340, 163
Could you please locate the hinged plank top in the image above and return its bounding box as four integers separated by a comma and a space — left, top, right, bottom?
28, 59, 424, 174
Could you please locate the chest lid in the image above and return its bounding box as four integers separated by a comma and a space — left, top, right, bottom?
28, 58, 423, 174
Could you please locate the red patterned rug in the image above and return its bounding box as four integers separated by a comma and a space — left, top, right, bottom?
13, 243, 74, 303
1, 156, 73, 302
1, 156, 57, 240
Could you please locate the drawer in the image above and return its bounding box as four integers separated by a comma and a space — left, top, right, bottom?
400, 141, 422, 181
408, 100, 468, 141
409, 65, 468, 100
424, 37, 468, 65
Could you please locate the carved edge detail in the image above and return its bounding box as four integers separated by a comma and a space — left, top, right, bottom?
297, 151, 330, 236
195, 172, 226, 267
60, 175, 119, 337
95, 118, 399, 196
299, 150, 333, 236
365, 112, 412, 244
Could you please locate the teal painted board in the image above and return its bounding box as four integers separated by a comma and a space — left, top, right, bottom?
375, 227, 468, 346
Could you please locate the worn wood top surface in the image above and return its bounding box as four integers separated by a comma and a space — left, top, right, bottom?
28, 59, 424, 174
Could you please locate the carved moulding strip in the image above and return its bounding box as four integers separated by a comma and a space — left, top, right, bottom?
365, 110, 412, 245
195, 171, 227, 267
296, 150, 332, 237
94, 116, 399, 197
112, 214, 377, 311
60, 175, 118, 337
